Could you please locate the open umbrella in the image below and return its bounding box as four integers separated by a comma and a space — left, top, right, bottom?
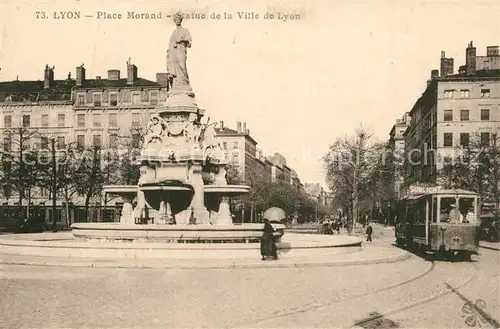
263, 207, 286, 223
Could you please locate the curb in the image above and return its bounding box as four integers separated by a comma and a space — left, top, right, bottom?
0, 250, 411, 269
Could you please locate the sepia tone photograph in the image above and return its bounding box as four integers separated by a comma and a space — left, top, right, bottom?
0, 0, 499, 328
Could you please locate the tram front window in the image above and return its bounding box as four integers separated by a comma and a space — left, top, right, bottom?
439, 197, 475, 224
458, 197, 475, 224
440, 197, 460, 223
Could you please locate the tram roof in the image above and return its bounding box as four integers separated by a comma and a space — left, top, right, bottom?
403, 189, 478, 200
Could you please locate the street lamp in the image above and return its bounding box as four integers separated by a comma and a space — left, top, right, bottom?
50, 137, 57, 232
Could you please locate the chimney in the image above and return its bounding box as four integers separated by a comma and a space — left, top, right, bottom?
108, 69, 120, 81
243, 122, 247, 134
247, 129, 250, 136
219, 121, 224, 129
156, 73, 168, 86
44, 65, 54, 89
487, 46, 499, 56
236, 122, 242, 133
67, 72, 71, 80
76, 65, 86, 86
466, 41, 476, 75
428, 69, 439, 86
440, 51, 454, 77
127, 59, 138, 85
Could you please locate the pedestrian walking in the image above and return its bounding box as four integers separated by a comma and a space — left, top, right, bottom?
366, 222, 373, 242
260, 218, 278, 260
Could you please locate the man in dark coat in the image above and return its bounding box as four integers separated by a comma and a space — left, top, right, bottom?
366, 223, 373, 242
261, 218, 278, 260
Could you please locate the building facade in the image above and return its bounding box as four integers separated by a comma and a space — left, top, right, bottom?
402, 42, 500, 191
0, 61, 168, 223
0, 62, 312, 224
266, 152, 288, 184
388, 112, 410, 199
72, 61, 168, 151
304, 182, 328, 206
214, 121, 271, 184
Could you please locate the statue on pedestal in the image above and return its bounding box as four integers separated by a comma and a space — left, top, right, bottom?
166, 12, 192, 91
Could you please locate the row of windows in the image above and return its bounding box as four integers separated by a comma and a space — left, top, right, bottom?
2, 134, 131, 151
443, 132, 496, 147
221, 141, 239, 150
3, 136, 67, 151
76, 91, 160, 107
75, 112, 159, 128
3, 112, 150, 129
443, 88, 491, 99
443, 108, 492, 122
3, 114, 66, 129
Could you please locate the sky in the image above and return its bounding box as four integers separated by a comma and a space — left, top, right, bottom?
1, 0, 499, 187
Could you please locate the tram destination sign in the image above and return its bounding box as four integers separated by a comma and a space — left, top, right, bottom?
408, 185, 443, 195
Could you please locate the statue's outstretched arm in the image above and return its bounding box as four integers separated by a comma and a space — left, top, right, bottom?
184, 30, 192, 48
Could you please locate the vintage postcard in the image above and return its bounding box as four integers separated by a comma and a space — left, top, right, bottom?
0, 0, 499, 328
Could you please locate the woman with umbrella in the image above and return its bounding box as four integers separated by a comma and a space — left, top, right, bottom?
260, 207, 285, 260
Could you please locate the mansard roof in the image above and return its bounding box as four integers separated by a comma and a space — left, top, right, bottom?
0, 77, 162, 103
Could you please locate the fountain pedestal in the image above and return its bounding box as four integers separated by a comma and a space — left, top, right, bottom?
204, 185, 251, 225
69, 18, 287, 245
215, 197, 232, 225
121, 195, 135, 225
103, 186, 138, 225
188, 163, 210, 224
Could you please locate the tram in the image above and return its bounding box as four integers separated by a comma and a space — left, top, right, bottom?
395, 187, 480, 261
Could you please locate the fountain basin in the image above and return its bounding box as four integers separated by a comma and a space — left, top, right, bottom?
0, 232, 364, 260
103, 185, 137, 194
140, 186, 192, 192
71, 223, 286, 243
103, 185, 140, 224
204, 185, 250, 195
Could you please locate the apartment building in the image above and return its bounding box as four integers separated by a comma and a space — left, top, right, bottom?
403, 42, 500, 189
72, 61, 168, 150
388, 112, 410, 199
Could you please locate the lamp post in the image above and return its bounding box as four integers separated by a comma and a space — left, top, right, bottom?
51, 138, 57, 232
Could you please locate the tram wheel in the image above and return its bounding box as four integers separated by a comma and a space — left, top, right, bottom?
461, 252, 472, 262
446, 251, 463, 262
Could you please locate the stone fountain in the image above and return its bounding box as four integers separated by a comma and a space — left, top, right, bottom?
71, 13, 285, 243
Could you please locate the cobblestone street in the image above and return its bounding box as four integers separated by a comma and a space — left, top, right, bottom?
1, 225, 498, 328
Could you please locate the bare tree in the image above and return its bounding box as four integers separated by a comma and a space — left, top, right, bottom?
0, 152, 13, 202
323, 125, 382, 233
73, 145, 114, 222
225, 163, 242, 185
117, 129, 143, 185
438, 130, 500, 215
1, 128, 40, 216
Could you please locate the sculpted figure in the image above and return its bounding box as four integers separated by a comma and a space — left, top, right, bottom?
166, 12, 192, 90
200, 123, 218, 150
184, 122, 202, 148
144, 115, 165, 148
